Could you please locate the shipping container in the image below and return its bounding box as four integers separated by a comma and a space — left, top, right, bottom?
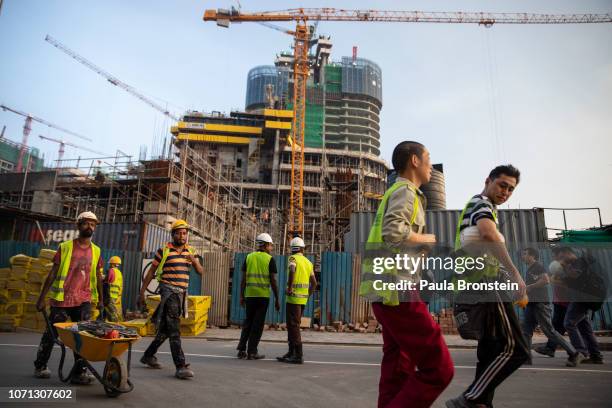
17, 221, 171, 253
344, 209, 547, 254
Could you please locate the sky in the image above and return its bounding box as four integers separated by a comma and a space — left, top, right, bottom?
1, 0, 611, 232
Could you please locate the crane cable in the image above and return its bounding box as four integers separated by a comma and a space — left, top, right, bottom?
483, 27, 507, 163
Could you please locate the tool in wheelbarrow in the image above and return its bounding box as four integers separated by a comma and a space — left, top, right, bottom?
42, 308, 141, 398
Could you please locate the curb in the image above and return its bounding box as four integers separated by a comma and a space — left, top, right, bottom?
197, 336, 478, 349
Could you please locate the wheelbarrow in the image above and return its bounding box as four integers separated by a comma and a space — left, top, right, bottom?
42, 309, 140, 397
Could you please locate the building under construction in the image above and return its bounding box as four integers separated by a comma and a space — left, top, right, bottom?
0, 36, 446, 255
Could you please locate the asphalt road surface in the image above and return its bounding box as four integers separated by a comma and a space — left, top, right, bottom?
0, 332, 610, 407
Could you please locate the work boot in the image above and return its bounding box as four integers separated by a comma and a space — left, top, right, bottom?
582, 354, 604, 364
140, 355, 162, 369
566, 352, 585, 367
285, 344, 303, 364
276, 344, 294, 362
247, 353, 265, 360
34, 366, 51, 379
175, 364, 194, 379
237, 350, 247, 359
534, 345, 555, 358
70, 371, 94, 385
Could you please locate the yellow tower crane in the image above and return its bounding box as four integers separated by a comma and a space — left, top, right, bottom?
203, 7, 611, 238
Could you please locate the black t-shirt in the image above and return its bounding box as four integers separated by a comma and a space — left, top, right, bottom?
526, 261, 550, 303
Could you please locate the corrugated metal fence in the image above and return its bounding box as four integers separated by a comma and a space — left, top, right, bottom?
320, 252, 352, 325
230, 253, 316, 325
201, 252, 232, 327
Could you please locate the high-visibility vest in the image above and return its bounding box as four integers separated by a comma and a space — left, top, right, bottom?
245, 251, 273, 298
48, 240, 100, 303
109, 267, 123, 301
286, 253, 313, 305
359, 181, 420, 306
453, 198, 500, 285
154, 243, 196, 282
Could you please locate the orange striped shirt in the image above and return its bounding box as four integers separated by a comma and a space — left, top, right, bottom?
152, 244, 195, 289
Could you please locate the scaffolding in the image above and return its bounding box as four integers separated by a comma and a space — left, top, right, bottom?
0, 143, 263, 253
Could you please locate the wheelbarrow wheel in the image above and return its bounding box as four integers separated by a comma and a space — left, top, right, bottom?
104, 357, 128, 398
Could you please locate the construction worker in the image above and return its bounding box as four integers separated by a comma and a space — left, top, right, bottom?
34, 211, 104, 384
138, 219, 204, 379
359, 141, 454, 408
446, 165, 529, 408
103, 256, 123, 322
277, 237, 316, 364
237, 233, 280, 360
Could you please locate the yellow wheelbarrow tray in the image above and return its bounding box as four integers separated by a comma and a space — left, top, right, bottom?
43, 310, 140, 398
54, 322, 138, 361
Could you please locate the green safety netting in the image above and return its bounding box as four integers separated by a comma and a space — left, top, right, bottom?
560, 229, 612, 243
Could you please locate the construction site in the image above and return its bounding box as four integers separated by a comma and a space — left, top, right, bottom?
0, 32, 447, 257
0, 4, 611, 406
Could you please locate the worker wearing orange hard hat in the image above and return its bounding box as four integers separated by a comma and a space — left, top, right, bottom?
138, 219, 204, 380
103, 256, 123, 322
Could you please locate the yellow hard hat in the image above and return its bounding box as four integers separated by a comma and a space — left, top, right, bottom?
171, 219, 189, 231
109, 256, 121, 265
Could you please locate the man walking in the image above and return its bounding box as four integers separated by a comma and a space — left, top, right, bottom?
360, 141, 454, 408
277, 237, 316, 364
103, 256, 123, 322
557, 247, 604, 365
34, 211, 104, 384
237, 233, 280, 360
446, 165, 529, 408
520, 247, 579, 366
535, 248, 570, 357
138, 219, 204, 379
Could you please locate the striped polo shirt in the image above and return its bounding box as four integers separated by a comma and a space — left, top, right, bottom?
459, 194, 498, 233
152, 244, 195, 289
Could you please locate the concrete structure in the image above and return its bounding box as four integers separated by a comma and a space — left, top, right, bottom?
245, 37, 382, 155
0, 137, 44, 173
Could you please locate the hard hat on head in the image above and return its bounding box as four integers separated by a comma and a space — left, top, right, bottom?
109, 256, 122, 265
290, 237, 305, 250
548, 260, 563, 275
256, 233, 273, 245
77, 211, 99, 224
171, 219, 189, 231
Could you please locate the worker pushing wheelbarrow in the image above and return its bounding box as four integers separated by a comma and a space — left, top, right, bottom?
42, 309, 140, 397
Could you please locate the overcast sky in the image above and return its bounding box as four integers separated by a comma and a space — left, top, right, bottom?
1, 0, 610, 231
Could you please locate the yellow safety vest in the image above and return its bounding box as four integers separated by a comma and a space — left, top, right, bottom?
109, 267, 123, 301
453, 199, 500, 285
48, 240, 100, 303
245, 251, 273, 298
359, 181, 420, 306
154, 243, 196, 282
286, 253, 313, 305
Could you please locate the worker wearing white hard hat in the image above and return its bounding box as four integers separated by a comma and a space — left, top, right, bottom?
237, 233, 280, 360
34, 210, 104, 384
277, 236, 316, 364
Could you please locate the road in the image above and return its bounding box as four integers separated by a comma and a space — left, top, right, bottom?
0, 332, 610, 407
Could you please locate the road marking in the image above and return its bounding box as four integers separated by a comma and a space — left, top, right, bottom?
1, 344, 611, 373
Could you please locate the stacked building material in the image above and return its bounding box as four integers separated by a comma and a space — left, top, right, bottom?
0, 251, 56, 332
143, 295, 211, 336
1, 254, 33, 331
